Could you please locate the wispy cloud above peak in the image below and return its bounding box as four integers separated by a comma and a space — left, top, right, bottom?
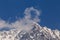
0, 7, 41, 31
0, 19, 8, 28
24, 7, 40, 23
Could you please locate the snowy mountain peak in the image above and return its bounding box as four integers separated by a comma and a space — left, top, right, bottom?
0, 23, 60, 40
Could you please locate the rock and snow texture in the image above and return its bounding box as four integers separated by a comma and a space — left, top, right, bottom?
0, 7, 60, 40
0, 23, 60, 40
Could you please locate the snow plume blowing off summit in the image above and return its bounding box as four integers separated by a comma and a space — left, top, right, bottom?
0, 7, 60, 40
0, 7, 41, 31
11, 7, 41, 31
10, 7, 41, 31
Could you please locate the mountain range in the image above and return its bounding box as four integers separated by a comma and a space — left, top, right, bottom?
0, 23, 60, 40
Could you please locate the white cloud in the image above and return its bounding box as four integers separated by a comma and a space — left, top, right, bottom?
24, 7, 40, 23
0, 7, 41, 31
0, 19, 9, 28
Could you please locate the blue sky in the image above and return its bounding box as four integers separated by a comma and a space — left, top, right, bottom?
0, 0, 60, 30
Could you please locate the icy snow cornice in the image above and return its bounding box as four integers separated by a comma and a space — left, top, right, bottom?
0, 23, 60, 40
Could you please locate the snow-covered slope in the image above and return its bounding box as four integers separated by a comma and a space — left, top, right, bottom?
0, 23, 60, 40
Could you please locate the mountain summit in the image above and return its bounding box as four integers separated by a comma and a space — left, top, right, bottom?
0, 23, 60, 40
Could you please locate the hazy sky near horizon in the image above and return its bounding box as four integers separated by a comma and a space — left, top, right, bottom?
0, 0, 60, 30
